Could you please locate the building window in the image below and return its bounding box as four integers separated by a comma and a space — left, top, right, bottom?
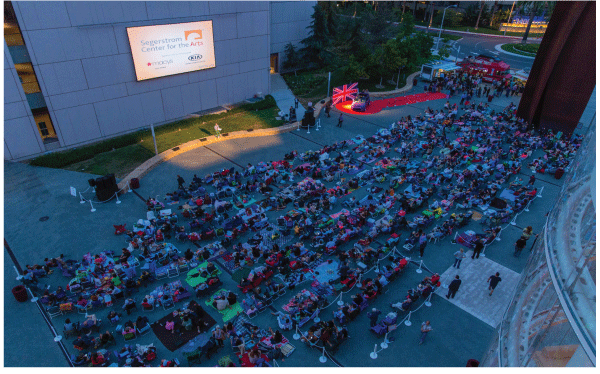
38, 121, 49, 136
32, 108, 58, 142
4, 1, 24, 47
15, 63, 41, 94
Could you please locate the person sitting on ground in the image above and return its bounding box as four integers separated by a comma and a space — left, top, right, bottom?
119, 248, 131, 264
213, 296, 230, 311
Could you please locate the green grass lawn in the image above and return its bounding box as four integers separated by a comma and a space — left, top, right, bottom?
37, 102, 285, 179
441, 33, 462, 41
500, 43, 538, 56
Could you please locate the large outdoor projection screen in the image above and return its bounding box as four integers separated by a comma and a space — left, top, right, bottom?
126, 21, 216, 81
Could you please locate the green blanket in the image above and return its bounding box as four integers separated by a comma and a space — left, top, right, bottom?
204, 289, 243, 322
185, 262, 222, 288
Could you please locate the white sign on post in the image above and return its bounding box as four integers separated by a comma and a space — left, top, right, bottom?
70, 187, 76, 197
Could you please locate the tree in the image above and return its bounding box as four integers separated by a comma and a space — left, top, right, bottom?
518, 1, 550, 43
343, 54, 369, 82
398, 12, 416, 37
489, 1, 499, 27
345, 18, 370, 62
300, 4, 331, 67
475, 1, 486, 30
283, 43, 298, 72
381, 39, 407, 85
433, 9, 463, 28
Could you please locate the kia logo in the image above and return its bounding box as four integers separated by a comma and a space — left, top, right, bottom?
188, 54, 202, 61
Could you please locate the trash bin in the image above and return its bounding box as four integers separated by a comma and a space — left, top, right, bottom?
12, 285, 28, 302
130, 178, 140, 189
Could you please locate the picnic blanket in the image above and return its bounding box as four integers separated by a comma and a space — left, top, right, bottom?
149, 280, 183, 300
499, 189, 517, 202
237, 352, 270, 367
311, 261, 339, 285
185, 262, 222, 288
204, 289, 244, 322
282, 290, 318, 313
150, 301, 216, 352
259, 335, 295, 357
330, 209, 350, 220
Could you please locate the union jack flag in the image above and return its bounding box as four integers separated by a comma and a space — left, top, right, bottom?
332, 82, 358, 105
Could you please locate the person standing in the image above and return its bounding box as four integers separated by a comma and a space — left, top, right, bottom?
446, 275, 461, 299
177, 175, 185, 189
367, 308, 381, 327
514, 236, 527, 257
528, 174, 536, 186
453, 248, 466, 269
419, 321, 432, 345
487, 272, 502, 296
521, 226, 536, 241
212, 325, 227, 347
214, 123, 222, 138
294, 97, 299, 109
325, 102, 331, 118
418, 231, 427, 258
337, 113, 344, 127
472, 238, 484, 259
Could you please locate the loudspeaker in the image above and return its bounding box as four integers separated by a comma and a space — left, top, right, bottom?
95, 174, 118, 201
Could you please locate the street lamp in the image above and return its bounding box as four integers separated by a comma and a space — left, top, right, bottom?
436, 5, 458, 52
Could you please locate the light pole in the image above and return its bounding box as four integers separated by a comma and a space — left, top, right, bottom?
436, 5, 458, 52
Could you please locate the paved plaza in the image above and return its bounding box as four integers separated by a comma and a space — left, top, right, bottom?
4, 76, 568, 367
435, 250, 521, 328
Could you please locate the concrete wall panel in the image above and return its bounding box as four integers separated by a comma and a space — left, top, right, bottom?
161, 86, 185, 120
5, 117, 44, 158
209, 2, 237, 16
4, 68, 24, 104
4, 101, 30, 120
52, 104, 101, 145
180, 83, 202, 115
199, 79, 218, 110
139, 91, 166, 124
102, 84, 129, 101
213, 13, 238, 41
15, 1, 71, 30
237, 11, 269, 38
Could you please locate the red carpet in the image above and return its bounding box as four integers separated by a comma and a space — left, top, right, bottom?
335, 92, 449, 115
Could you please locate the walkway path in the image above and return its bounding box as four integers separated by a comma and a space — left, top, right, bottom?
270, 73, 306, 120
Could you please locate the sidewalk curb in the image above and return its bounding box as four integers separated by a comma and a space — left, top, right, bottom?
415, 25, 543, 41
495, 44, 536, 59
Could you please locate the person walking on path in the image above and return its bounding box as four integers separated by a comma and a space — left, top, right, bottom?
418, 231, 427, 258
419, 321, 432, 345
453, 249, 466, 269
294, 97, 299, 109
446, 275, 461, 299
325, 102, 331, 118
487, 272, 502, 296
528, 174, 536, 186
472, 238, 484, 259
337, 113, 344, 127
177, 175, 185, 189
514, 237, 527, 257
214, 123, 222, 138
521, 226, 535, 241
367, 308, 381, 327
